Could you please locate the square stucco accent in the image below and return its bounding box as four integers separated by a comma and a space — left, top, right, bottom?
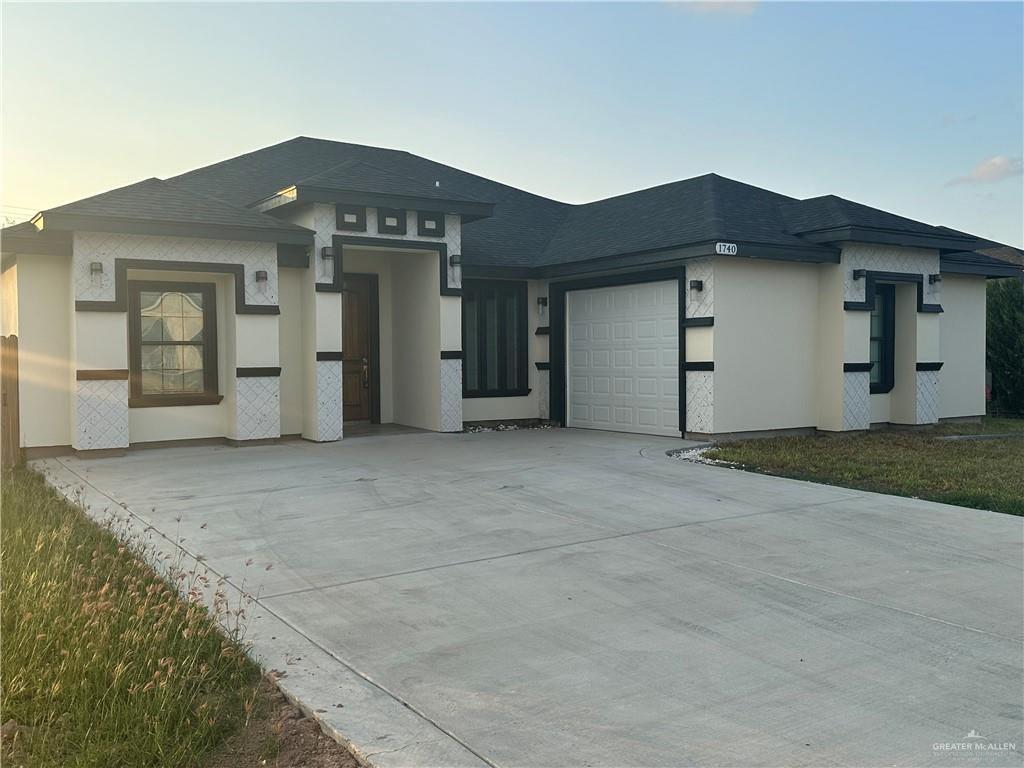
915, 369, 940, 425
440, 358, 463, 432
685, 258, 714, 319
842, 370, 871, 430
685, 370, 713, 434
315, 359, 343, 442
74, 232, 279, 306
537, 368, 550, 421
841, 244, 940, 306
235, 376, 281, 441
312, 205, 462, 290
74, 379, 129, 450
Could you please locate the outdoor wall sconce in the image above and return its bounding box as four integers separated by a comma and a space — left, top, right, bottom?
689, 280, 704, 292
320, 247, 334, 262
254, 270, 268, 283
929, 273, 942, 284
449, 253, 461, 267
89, 261, 103, 275
852, 269, 867, 281
537, 296, 548, 308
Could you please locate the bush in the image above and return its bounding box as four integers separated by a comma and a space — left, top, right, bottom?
987, 278, 1024, 416
0, 468, 260, 767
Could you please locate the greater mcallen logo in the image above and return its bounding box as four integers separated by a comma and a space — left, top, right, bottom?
933, 729, 1018, 756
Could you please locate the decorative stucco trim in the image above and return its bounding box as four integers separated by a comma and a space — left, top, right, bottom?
76, 369, 129, 380
314, 359, 343, 442
74, 379, 129, 451
315, 351, 344, 361
236, 367, 281, 378
843, 362, 874, 372
915, 369, 940, 425
234, 376, 281, 441
842, 370, 871, 431
916, 362, 944, 371
537, 368, 550, 421
440, 350, 464, 359
685, 371, 713, 435
682, 362, 714, 371
439, 358, 463, 432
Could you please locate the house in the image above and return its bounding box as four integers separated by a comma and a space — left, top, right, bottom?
1, 137, 1019, 454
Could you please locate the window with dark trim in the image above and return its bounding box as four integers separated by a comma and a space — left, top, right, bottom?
869, 283, 895, 394
128, 281, 221, 408
462, 279, 529, 397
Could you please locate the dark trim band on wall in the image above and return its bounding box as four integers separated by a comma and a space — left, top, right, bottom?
843, 362, 875, 372
535, 361, 550, 371
236, 367, 281, 377
916, 361, 944, 371
440, 350, 464, 359
323, 234, 459, 297
76, 369, 129, 381
316, 351, 344, 361
682, 361, 714, 371
74, 259, 280, 315
843, 270, 942, 314
681, 316, 714, 327
535, 326, 550, 335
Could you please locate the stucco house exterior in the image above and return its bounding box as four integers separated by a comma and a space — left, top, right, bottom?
1, 136, 1019, 454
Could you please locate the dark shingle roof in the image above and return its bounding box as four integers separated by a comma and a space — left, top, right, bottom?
168, 137, 567, 267
293, 159, 490, 205
779, 195, 973, 242
44, 178, 311, 235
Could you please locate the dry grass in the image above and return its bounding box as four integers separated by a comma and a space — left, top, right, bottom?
0, 467, 261, 767
703, 418, 1024, 516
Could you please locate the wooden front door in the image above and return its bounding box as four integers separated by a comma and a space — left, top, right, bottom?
342, 274, 378, 423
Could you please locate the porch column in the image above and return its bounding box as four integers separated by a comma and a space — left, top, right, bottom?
439, 294, 463, 432
301, 236, 343, 441
232, 314, 281, 441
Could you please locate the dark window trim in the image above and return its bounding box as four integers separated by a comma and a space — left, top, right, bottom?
236, 367, 281, 377
128, 280, 221, 408
462, 279, 530, 398
844, 270, 942, 314
870, 283, 895, 394
417, 211, 446, 238
376, 208, 407, 235
75, 259, 279, 315
335, 205, 367, 232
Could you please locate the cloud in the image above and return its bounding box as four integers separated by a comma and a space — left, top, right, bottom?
947, 155, 1023, 186
665, 1, 759, 17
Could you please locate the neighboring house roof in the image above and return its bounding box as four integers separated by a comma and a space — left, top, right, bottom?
3, 135, 1021, 279
978, 245, 1024, 267
32, 178, 314, 245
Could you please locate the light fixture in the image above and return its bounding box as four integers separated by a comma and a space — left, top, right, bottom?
449, 253, 462, 267
929, 273, 942, 284
254, 270, 268, 283
689, 280, 704, 292
321, 247, 334, 262
537, 297, 548, 308
89, 261, 104, 275
852, 269, 867, 281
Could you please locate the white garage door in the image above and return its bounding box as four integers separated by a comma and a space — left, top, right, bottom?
566, 280, 680, 437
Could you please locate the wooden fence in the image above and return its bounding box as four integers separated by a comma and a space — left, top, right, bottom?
1, 335, 20, 469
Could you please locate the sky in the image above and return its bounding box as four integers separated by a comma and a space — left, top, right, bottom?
2, 1, 1022, 247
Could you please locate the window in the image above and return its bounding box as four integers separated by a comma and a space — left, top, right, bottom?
128, 281, 221, 407
462, 280, 529, 397
869, 284, 895, 394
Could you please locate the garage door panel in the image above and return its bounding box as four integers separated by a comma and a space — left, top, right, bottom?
567, 280, 680, 438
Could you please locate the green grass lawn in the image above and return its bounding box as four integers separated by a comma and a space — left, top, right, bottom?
703, 417, 1024, 516
1, 467, 261, 767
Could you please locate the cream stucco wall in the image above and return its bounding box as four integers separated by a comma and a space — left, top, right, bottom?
13, 253, 72, 447
939, 275, 987, 418
714, 257, 819, 433
462, 279, 546, 422
1, 260, 18, 336
278, 267, 305, 435
391, 251, 440, 430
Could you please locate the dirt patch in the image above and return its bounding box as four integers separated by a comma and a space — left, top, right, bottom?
205, 676, 362, 768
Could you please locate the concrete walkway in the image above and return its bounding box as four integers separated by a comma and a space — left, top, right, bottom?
38, 428, 1023, 767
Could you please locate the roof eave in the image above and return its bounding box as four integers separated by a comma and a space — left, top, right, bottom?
798, 226, 979, 252
35, 212, 314, 246
941, 258, 1022, 279
252, 185, 496, 223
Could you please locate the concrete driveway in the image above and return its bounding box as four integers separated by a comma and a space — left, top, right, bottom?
39, 429, 1023, 767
